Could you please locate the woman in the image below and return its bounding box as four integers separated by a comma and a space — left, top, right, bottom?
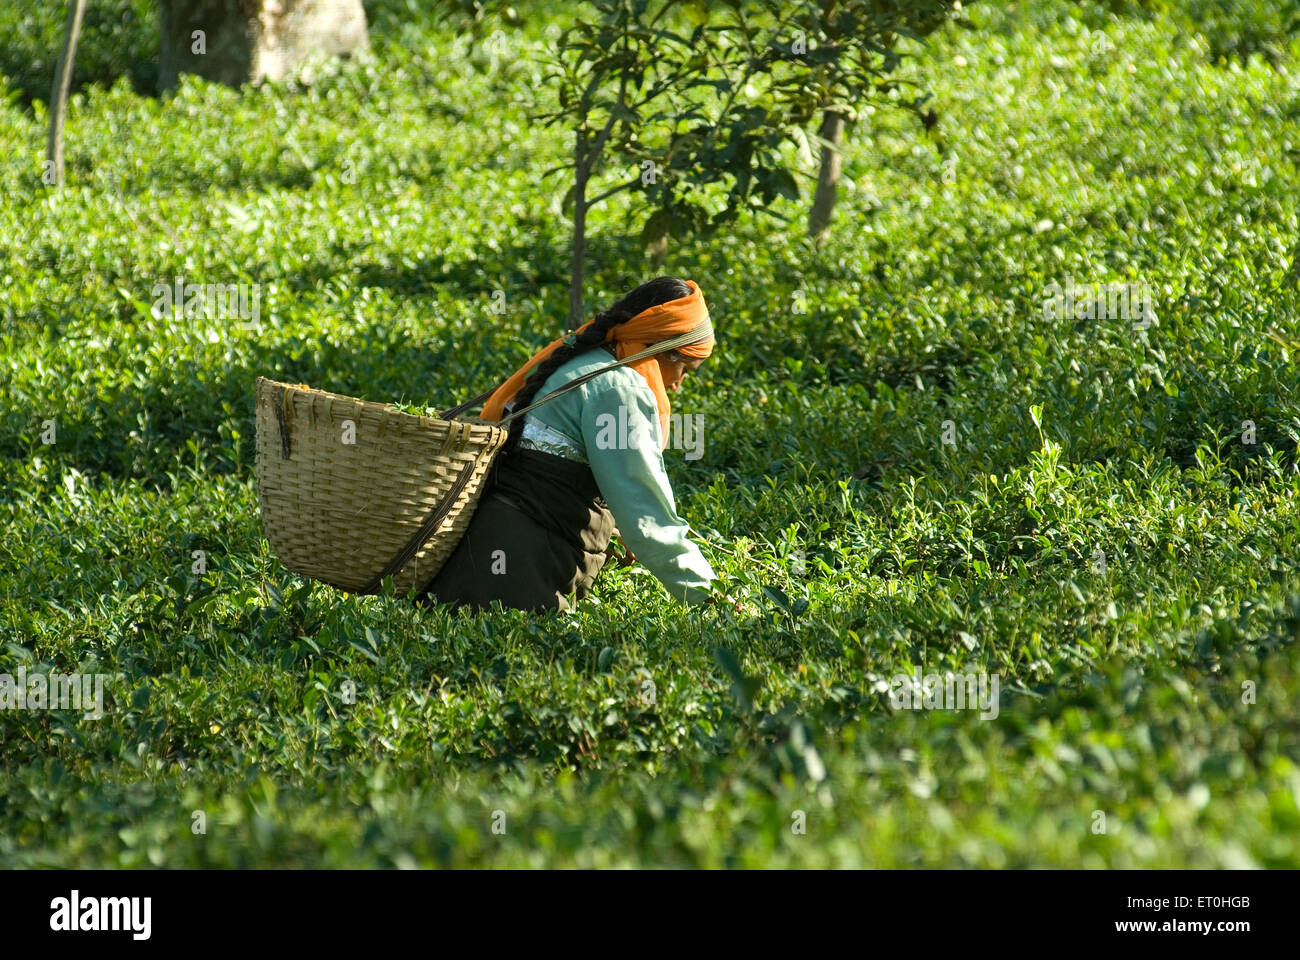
418, 276, 719, 612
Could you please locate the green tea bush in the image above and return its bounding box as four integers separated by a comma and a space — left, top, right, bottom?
1, 0, 1297, 867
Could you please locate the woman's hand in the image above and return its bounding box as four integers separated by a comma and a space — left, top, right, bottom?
605, 530, 637, 567
704, 583, 755, 616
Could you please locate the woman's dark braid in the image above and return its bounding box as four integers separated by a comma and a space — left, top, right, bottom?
500, 276, 691, 458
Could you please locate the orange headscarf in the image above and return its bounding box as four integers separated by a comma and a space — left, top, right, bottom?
481, 280, 714, 449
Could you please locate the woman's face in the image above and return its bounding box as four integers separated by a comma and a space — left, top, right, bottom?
656, 351, 706, 392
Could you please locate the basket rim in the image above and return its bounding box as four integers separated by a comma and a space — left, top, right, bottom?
255, 376, 504, 434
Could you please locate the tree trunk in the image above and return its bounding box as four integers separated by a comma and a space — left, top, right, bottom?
46, 0, 87, 189
568, 128, 590, 330
647, 233, 668, 270
158, 0, 369, 91
807, 109, 845, 243
569, 195, 587, 330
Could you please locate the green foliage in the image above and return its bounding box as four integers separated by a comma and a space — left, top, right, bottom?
1090, 0, 1300, 66
537, 0, 968, 312
0, 0, 157, 102
1, 0, 1299, 867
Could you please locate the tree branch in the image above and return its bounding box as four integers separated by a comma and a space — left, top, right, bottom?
588, 176, 643, 208
584, 67, 628, 174
46, 0, 87, 188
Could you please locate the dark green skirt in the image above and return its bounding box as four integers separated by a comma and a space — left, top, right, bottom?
417, 448, 615, 613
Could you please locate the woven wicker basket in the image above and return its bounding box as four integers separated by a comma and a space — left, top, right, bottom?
254, 377, 507, 595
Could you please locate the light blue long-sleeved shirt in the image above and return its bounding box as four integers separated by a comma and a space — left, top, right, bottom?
511, 350, 717, 604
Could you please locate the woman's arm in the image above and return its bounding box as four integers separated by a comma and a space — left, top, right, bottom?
580, 378, 716, 603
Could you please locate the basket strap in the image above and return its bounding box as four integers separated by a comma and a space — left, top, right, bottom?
437, 319, 713, 424
359, 439, 497, 595
275, 384, 292, 458
438, 388, 495, 421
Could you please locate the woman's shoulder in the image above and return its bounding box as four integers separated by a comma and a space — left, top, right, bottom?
559, 350, 656, 402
